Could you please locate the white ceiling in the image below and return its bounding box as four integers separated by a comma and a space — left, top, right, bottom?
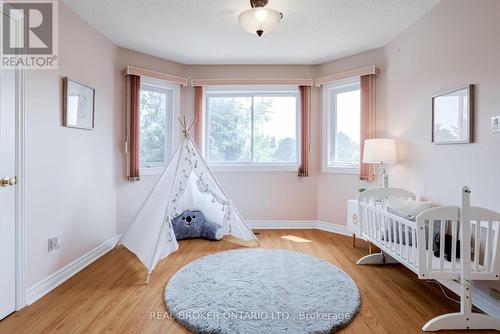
62, 0, 440, 65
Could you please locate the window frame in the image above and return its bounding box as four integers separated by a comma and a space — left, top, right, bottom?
138, 77, 180, 176
204, 86, 301, 172
322, 77, 361, 174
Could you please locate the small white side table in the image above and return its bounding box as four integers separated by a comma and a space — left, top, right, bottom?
347, 199, 360, 248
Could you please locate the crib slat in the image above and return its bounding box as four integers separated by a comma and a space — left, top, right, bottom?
365, 206, 369, 235
451, 220, 457, 273
372, 209, 376, 238
491, 223, 499, 273
370, 209, 375, 238
412, 227, 416, 265
397, 221, 402, 256
385, 217, 389, 247
404, 225, 408, 260
365, 207, 369, 236
474, 220, 480, 271
407, 226, 411, 262
361, 206, 368, 233
383, 216, 387, 246
439, 220, 445, 271
377, 211, 381, 243
484, 221, 492, 272
368, 209, 372, 237
391, 219, 396, 252
428, 220, 434, 272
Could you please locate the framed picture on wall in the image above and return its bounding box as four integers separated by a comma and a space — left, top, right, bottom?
63, 77, 95, 130
432, 84, 474, 144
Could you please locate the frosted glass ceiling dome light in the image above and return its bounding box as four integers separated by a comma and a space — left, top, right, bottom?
239, 0, 283, 37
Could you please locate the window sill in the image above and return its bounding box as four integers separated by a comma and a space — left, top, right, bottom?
209, 165, 299, 173
322, 166, 360, 175
140, 167, 165, 176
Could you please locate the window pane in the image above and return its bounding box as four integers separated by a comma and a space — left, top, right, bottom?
331, 88, 360, 165
207, 96, 252, 162
254, 96, 297, 163
139, 87, 170, 166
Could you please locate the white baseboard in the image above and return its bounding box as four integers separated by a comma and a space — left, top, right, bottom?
315, 221, 352, 236
26, 235, 121, 305
248, 220, 351, 237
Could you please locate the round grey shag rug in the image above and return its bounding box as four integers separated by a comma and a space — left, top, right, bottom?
164, 249, 360, 334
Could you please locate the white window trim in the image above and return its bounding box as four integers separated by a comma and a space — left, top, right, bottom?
139, 77, 180, 176
204, 86, 301, 172
322, 77, 361, 174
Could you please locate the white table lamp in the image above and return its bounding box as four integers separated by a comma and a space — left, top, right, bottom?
363, 138, 397, 188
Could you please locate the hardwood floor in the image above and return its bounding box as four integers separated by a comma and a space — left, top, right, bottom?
0, 230, 495, 334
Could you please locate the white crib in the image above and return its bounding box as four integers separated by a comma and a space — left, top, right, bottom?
357, 186, 500, 331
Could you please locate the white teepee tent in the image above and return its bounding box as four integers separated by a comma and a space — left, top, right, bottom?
119, 119, 259, 283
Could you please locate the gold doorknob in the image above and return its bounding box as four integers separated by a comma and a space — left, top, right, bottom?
1, 177, 17, 187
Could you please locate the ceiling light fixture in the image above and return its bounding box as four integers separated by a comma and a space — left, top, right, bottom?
239, 0, 283, 37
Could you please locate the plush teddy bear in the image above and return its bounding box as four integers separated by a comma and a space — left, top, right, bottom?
171, 210, 223, 241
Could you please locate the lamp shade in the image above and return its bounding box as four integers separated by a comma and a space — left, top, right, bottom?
363, 139, 397, 163
239, 8, 282, 36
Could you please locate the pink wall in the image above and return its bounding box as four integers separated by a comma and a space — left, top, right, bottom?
383, 0, 500, 211
27, 3, 118, 286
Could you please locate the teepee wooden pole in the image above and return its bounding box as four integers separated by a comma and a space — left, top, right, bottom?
187, 118, 196, 133
178, 116, 190, 137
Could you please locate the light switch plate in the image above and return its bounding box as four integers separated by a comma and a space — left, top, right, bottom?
492, 116, 500, 133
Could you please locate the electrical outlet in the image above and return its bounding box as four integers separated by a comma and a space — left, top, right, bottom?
492, 116, 500, 133
264, 199, 271, 209
48, 237, 61, 251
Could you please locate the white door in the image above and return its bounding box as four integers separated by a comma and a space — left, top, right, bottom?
0, 67, 17, 319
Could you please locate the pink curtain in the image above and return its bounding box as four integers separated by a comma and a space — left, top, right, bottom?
128, 75, 141, 181
193, 86, 204, 148
298, 86, 310, 177
359, 74, 376, 181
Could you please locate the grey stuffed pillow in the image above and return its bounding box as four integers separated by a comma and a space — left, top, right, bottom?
171, 210, 223, 241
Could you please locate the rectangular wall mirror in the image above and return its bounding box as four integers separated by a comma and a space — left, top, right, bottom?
432, 85, 474, 144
